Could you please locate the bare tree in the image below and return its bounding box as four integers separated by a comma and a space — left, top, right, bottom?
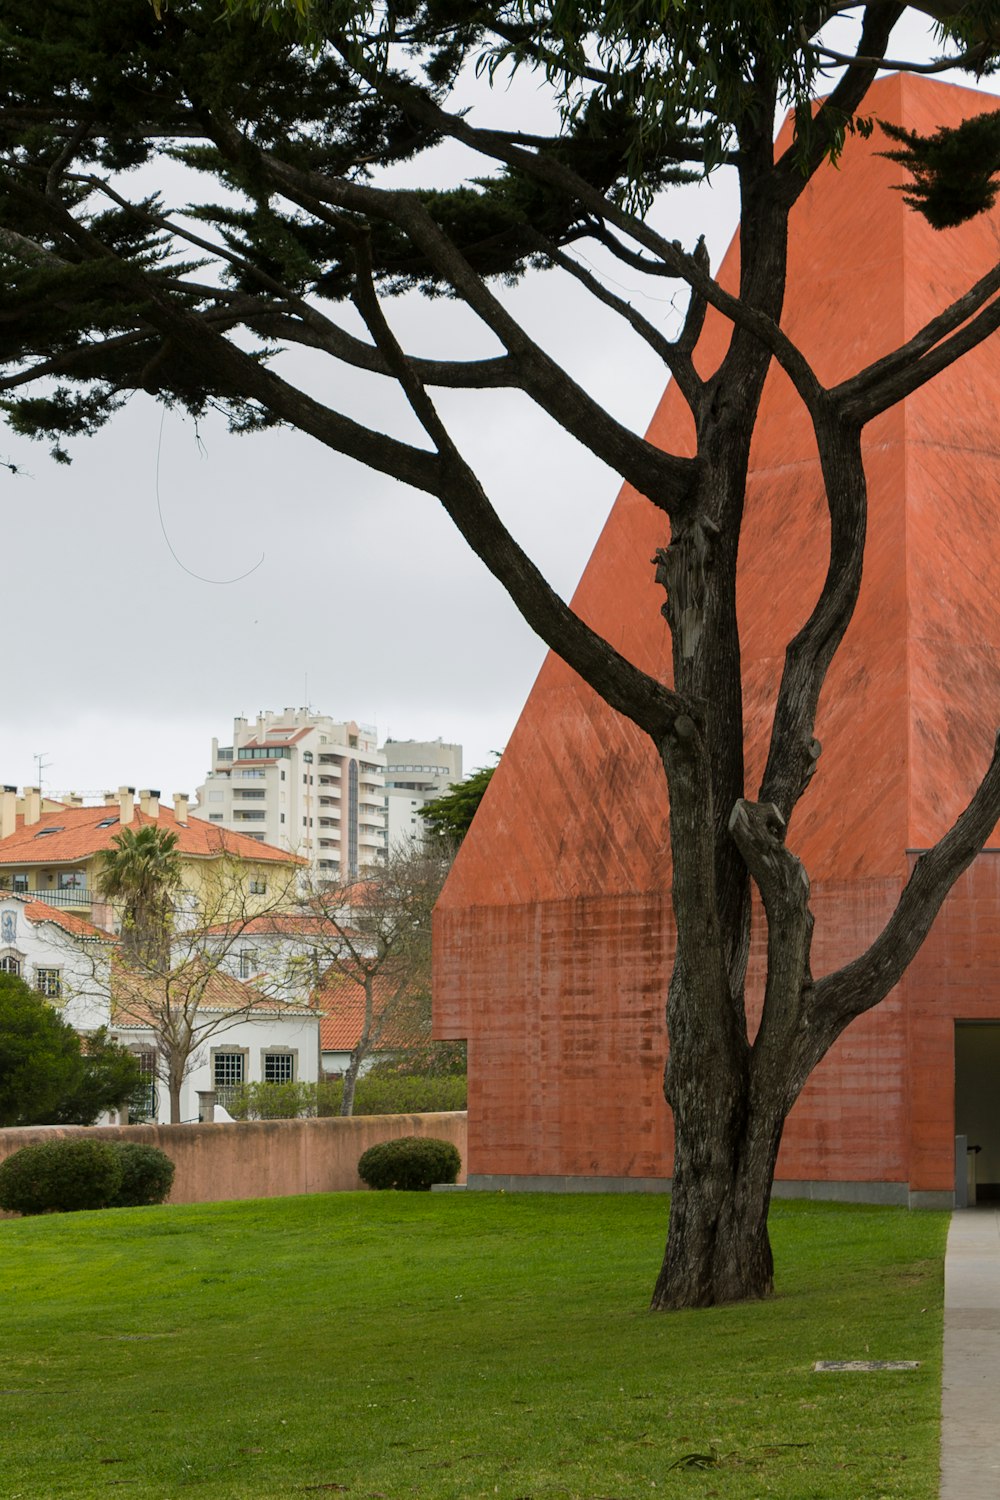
299, 848, 450, 1115
108, 854, 303, 1122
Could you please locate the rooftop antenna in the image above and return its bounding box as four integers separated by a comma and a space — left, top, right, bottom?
33, 750, 51, 796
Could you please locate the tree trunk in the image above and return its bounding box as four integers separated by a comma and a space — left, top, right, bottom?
168, 1073, 183, 1125
340, 1056, 361, 1117
652, 1045, 784, 1309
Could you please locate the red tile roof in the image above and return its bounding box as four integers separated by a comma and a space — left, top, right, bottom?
0, 803, 300, 868
21, 900, 117, 942
317, 970, 429, 1053
111, 963, 316, 1027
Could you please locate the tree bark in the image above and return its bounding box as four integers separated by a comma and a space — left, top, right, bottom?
652, 1057, 783, 1309
340, 1056, 360, 1117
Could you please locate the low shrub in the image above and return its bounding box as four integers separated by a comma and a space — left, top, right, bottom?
0, 1138, 123, 1215
226, 1081, 318, 1120
357, 1135, 461, 1191
226, 1075, 467, 1120
320, 1075, 467, 1117
109, 1143, 175, 1207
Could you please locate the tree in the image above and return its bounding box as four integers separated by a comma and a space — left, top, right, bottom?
106, 852, 303, 1122
422, 762, 498, 845
0, 973, 142, 1126
1, 1, 1000, 1303
301, 847, 450, 1114
97, 825, 183, 966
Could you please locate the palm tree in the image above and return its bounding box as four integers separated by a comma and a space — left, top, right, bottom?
97, 825, 182, 967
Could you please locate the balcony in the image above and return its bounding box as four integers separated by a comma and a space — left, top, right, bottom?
19, 887, 95, 908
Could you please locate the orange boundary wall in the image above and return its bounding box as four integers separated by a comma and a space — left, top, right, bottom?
0, 1112, 467, 1211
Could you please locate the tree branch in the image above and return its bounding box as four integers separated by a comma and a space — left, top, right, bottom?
833, 262, 1000, 425
759, 416, 866, 821
348, 220, 688, 741
777, 4, 903, 205
809, 730, 1000, 1043
525, 231, 704, 413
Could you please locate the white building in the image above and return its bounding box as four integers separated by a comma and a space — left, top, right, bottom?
192, 710, 387, 882
380, 739, 463, 850
0, 892, 113, 1033
0, 891, 321, 1126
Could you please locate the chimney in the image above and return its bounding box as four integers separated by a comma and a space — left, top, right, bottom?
65, 792, 84, 808
23, 786, 41, 826
173, 792, 189, 825
118, 786, 135, 826
139, 789, 160, 819
103, 789, 117, 806
0, 786, 16, 841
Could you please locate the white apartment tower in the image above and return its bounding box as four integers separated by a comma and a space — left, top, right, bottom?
193, 710, 387, 880
380, 738, 463, 850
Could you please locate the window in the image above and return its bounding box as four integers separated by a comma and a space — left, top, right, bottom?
129, 1049, 157, 1123
208, 790, 225, 802
239, 948, 258, 979
11, 873, 27, 893
35, 968, 62, 1000
58, 870, 85, 889
95, 817, 118, 830
213, 1051, 246, 1088
249, 879, 266, 895
264, 1051, 295, 1084
0, 952, 21, 976
280, 813, 285, 824
209, 813, 224, 821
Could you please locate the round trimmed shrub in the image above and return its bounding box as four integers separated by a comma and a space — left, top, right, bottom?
0, 1138, 123, 1215
357, 1135, 461, 1192
109, 1143, 175, 1207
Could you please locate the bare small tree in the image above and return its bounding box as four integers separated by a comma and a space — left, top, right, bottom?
107, 853, 302, 1122
299, 847, 451, 1115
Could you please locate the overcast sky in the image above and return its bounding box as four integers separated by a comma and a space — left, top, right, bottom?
2, 11, 991, 803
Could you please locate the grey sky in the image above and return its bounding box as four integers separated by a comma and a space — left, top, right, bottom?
2, 11, 987, 803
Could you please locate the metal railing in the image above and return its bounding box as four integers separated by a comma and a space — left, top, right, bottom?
17, 887, 95, 908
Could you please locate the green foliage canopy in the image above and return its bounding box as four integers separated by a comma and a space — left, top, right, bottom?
0, 974, 143, 1126
421, 763, 497, 844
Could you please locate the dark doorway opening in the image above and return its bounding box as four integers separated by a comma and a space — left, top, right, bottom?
955, 1022, 1000, 1202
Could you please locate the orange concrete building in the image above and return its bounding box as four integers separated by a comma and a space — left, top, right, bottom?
434, 74, 1000, 1209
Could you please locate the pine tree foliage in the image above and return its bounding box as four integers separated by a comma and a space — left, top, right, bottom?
880, 109, 1000, 227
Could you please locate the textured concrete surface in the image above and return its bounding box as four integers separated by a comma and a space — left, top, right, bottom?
434, 75, 1000, 1197
0, 1112, 467, 1210
941, 1208, 1000, 1499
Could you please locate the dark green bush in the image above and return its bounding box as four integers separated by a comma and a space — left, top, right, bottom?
357, 1135, 461, 1191
109, 1143, 175, 1207
0, 1138, 123, 1215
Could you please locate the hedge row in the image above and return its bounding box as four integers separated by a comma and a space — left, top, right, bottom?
225, 1074, 467, 1120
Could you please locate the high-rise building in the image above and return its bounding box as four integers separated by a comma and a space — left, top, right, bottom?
380, 738, 463, 851
193, 710, 387, 880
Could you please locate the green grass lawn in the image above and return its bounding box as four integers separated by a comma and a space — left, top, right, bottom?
0, 1193, 945, 1500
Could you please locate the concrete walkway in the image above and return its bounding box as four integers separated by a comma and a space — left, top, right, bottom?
940, 1206, 1000, 1499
